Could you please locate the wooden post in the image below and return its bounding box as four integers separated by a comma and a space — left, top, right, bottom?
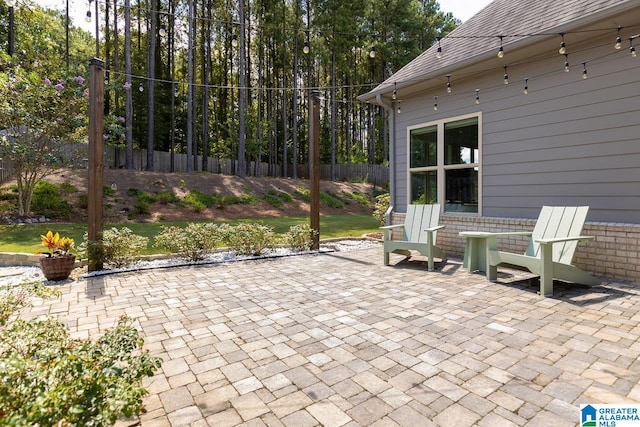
310, 91, 320, 250
88, 58, 105, 272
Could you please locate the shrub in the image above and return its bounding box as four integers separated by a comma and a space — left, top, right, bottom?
0, 282, 161, 426
155, 190, 179, 204
184, 190, 215, 212
133, 199, 151, 215
154, 223, 223, 261
373, 192, 391, 225
59, 182, 78, 193
126, 187, 142, 197
320, 191, 344, 209
224, 223, 275, 256
103, 184, 116, 197
295, 187, 310, 202
284, 223, 318, 251
31, 181, 71, 219
78, 193, 89, 209
263, 191, 283, 208
342, 190, 371, 207
78, 227, 149, 268
240, 193, 259, 205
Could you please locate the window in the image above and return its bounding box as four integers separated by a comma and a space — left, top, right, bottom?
408, 114, 480, 213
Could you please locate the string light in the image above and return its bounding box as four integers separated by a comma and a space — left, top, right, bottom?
523, 78, 528, 95
497, 36, 504, 58
303, 41, 310, 54
433, 96, 438, 111
139, 84, 144, 92
630, 38, 637, 57
396, 100, 401, 114
564, 54, 570, 72
159, 25, 167, 37
615, 27, 622, 50
559, 33, 566, 54
85, 10, 91, 22
5, 0, 16, 7
446, 75, 451, 93
369, 46, 376, 59
582, 62, 588, 79
503, 65, 508, 85
475, 89, 480, 104
392, 82, 397, 100
436, 37, 442, 59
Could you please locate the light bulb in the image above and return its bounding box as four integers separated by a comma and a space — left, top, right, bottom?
6, 0, 16, 7
446, 75, 451, 93
392, 89, 397, 100
564, 55, 570, 72
159, 26, 167, 37
523, 79, 528, 95
436, 46, 442, 59
475, 90, 480, 104
632, 46, 637, 57
139, 84, 144, 92
396, 104, 401, 114
559, 42, 566, 55
85, 10, 91, 22
303, 43, 310, 54
497, 46, 504, 59
369, 47, 376, 59
503, 66, 508, 85
433, 96, 438, 111
582, 63, 588, 79
615, 36, 622, 50
231, 35, 238, 47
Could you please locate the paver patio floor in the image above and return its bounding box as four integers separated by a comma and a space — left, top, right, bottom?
23, 247, 640, 426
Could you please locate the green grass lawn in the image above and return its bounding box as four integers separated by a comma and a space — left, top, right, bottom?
0, 215, 381, 255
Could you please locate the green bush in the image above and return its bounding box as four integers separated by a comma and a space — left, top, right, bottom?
320, 191, 344, 209
0, 282, 161, 426
78, 227, 149, 268
154, 223, 224, 261
263, 189, 293, 208
184, 190, 216, 212
31, 181, 71, 219
373, 192, 391, 225
224, 223, 275, 256
126, 188, 142, 197
78, 194, 89, 209
134, 199, 151, 215
295, 187, 310, 202
138, 192, 156, 205
240, 193, 259, 205
284, 223, 318, 251
342, 190, 371, 207
59, 182, 78, 193
103, 184, 116, 197
155, 190, 179, 204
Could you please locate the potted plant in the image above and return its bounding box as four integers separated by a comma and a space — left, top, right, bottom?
37, 231, 76, 281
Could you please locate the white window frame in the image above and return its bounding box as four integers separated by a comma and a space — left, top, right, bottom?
406, 112, 482, 215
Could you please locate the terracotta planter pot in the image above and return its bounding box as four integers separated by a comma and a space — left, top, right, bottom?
39, 255, 76, 281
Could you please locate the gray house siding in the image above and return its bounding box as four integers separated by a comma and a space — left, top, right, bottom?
390, 35, 640, 223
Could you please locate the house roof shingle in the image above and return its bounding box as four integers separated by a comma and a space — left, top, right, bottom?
360, 0, 637, 102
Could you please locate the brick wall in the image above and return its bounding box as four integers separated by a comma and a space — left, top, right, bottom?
390, 213, 640, 283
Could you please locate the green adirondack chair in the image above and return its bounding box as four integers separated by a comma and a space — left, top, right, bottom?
485, 206, 600, 296
380, 204, 446, 271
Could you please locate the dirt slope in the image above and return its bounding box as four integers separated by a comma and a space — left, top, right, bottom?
6, 168, 376, 223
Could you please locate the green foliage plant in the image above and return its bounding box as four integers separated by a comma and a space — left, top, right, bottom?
0, 282, 161, 425
155, 190, 179, 204
320, 191, 344, 209
373, 192, 391, 225
342, 190, 371, 207
78, 227, 149, 268
284, 223, 318, 251
240, 193, 259, 205
154, 223, 223, 261
0, 67, 88, 216
295, 187, 310, 202
184, 190, 215, 212
31, 181, 71, 218
263, 190, 283, 208
224, 223, 275, 256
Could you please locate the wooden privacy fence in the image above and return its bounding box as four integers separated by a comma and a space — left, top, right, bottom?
0, 160, 14, 184
104, 147, 389, 187
0, 147, 389, 188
